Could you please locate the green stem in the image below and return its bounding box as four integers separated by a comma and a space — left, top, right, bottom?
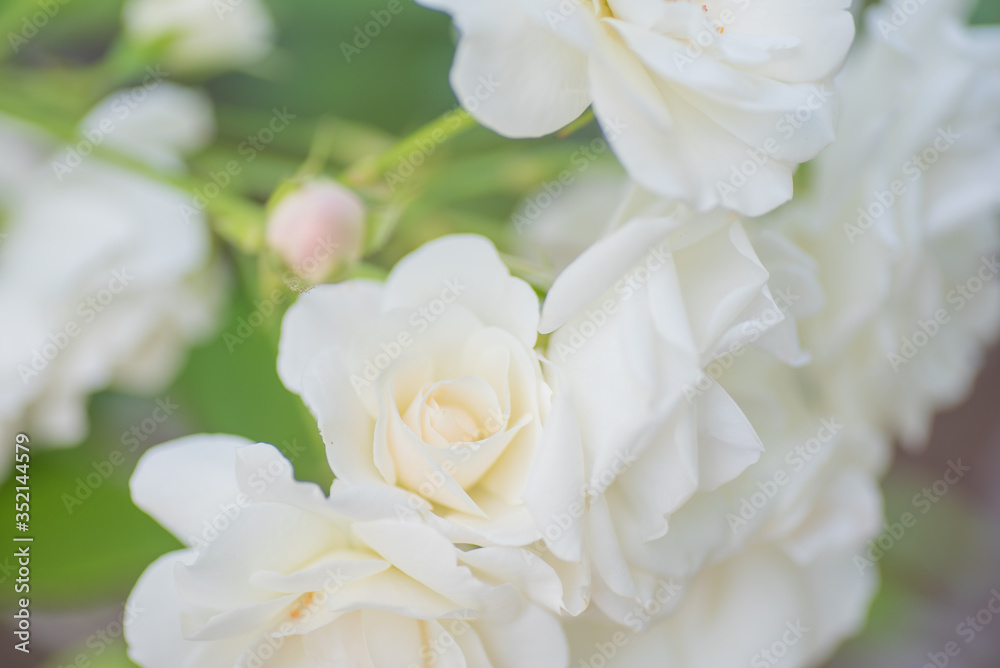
364, 198, 413, 256
344, 107, 478, 187
295, 116, 352, 181
557, 109, 595, 139
499, 253, 555, 291
0, 93, 266, 252
290, 396, 331, 485
83, 37, 169, 94
232, 252, 330, 485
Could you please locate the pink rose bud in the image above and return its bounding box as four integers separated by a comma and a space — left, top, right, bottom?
266, 180, 366, 284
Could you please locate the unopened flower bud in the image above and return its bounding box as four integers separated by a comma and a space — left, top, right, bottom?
266, 180, 365, 285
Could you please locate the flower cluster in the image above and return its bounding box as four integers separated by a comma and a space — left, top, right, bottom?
0, 83, 225, 475
100, 0, 1000, 666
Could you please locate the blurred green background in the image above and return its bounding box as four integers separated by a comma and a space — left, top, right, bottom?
1, 0, 999, 666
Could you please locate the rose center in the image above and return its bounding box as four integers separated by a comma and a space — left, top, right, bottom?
593, 0, 614, 19
425, 395, 483, 443
403, 376, 504, 448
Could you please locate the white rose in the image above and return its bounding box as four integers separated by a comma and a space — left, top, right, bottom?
125, 435, 569, 668
122, 0, 275, 72
0, 84, 225, 461
540, 187, 815, 368
526, 184, 822, 621
279, 235, 579, 550
80, 81, 216, 171
565, 514, 879, 668
562, 349, 884, 668
415, 0, 855, 216
768, 0, 1000, 446
0, 115, 51, 200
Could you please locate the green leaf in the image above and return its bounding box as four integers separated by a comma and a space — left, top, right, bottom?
0, 431, 181, 608
43, 634, 138, 668
172, 289, 332, 488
